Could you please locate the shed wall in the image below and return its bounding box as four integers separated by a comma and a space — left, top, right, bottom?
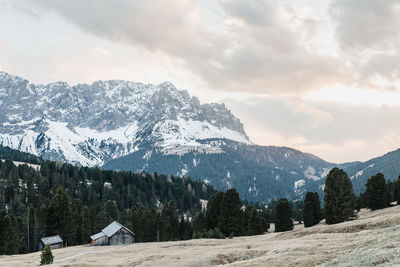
109, 228, 134, 245
49, 243, 63, 249
92, 236, 108, 246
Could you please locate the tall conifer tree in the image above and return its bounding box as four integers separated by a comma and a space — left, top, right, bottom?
364, 173, 390, 210
48, 186, 75, 245
274, 198, 293, 232
324, 168, 355, 224
303, 201, 314, 228
219, 189, 242, 236
206, 191, 224, 230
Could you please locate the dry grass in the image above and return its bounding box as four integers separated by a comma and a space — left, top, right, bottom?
2, 205, 400, 267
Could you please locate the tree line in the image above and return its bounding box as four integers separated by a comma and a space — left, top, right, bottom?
192, 189, 270, 238
0, 148, 273, 255
274, 167, 400, 232
0, 156, 218, 254
2, 145, 400, 254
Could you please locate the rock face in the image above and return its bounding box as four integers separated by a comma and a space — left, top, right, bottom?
1, 71, 335, 201
0, 71, 249, 166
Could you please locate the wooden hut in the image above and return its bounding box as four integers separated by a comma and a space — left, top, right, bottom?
39, 235, 63, 250
91, 221, 134, 246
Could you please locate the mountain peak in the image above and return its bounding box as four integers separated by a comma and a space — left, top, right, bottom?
0, 71, 28, 86
0, 72, 249, 166
157, 81, 177, 90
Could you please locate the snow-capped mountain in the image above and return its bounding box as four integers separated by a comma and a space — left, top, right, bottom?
0, 71, 249, 166
1, 71, 334, 201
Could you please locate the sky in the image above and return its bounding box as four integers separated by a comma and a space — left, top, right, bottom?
1, 0, 400, 163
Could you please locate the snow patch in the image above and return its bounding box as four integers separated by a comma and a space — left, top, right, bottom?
294, 179, 306, 196
304, 166, 320, 181
294, 180, 305, 189
143, 150, 152, 160
350, 163, 376, 179
155, 117, 251, 155
0, 120, 139, 166
320, 168, 330, 178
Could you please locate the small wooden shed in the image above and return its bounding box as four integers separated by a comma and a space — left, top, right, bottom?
39, 235, 63, 250
91, 221, 134, 246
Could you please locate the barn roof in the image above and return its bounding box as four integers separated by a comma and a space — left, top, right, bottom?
90, 232, 106, 240
102, 221, 134, 237
41, 235, 63, 245
90, 221, 134, 241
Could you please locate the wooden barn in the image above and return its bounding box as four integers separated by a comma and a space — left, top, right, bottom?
39, 235, 63, 250
90, 221, 134, 246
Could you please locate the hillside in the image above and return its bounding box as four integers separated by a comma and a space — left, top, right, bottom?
1, 205, 400, 266
0, 145, 42, 164
103, 142, 332, 202
340, 149, 400, 194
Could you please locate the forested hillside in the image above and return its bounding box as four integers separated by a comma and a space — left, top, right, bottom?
0, 145, 42, 164
341, 149, 400, 194
0, 146, 218, 254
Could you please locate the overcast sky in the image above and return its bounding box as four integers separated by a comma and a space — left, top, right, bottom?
1, 0, 400, 163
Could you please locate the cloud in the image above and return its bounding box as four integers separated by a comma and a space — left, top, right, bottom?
330, 0, 400, 51
330, 0, 400, 88
10, 0, 351, 95
221, 0, 275, 27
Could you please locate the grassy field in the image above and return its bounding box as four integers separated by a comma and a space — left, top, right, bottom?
1, 205, 400, 266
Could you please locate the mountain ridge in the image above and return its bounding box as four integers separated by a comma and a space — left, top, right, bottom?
0, 71, 249, 166
2, 71, 400, 202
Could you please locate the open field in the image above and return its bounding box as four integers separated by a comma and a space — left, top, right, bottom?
0, 159, 40, 171
1, 205, 400, 266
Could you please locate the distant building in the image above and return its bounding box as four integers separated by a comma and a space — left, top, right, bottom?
90, 221, 134, 246
39, 235, 63, 250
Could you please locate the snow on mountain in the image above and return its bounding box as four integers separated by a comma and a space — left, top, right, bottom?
1, 71, 339, 202
349, 163, 375, 179
294, 179, 306, 196
0, 71, 249, 166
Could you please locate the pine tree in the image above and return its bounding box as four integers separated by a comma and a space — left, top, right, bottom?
37, 205, 48, 239
0, 211, 21, 254
303, 201, 314, 228
166, 201, 179, 240
206, 191, 224, 230
364, 173, 390, 210
81, 206, 91, 243
193, 212, 207, 233
247, 206, 263, 235
219, 189, 243, 236
260, 211, 270, 232
303, 192, 321, 227
324, 168, 355, 224
274, 198, 293, 232
48, 186, 75, 245
27, 206, 35, 252
394, 175, 400, 205
312, 192, 321, 225
40, 245, 54, 265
